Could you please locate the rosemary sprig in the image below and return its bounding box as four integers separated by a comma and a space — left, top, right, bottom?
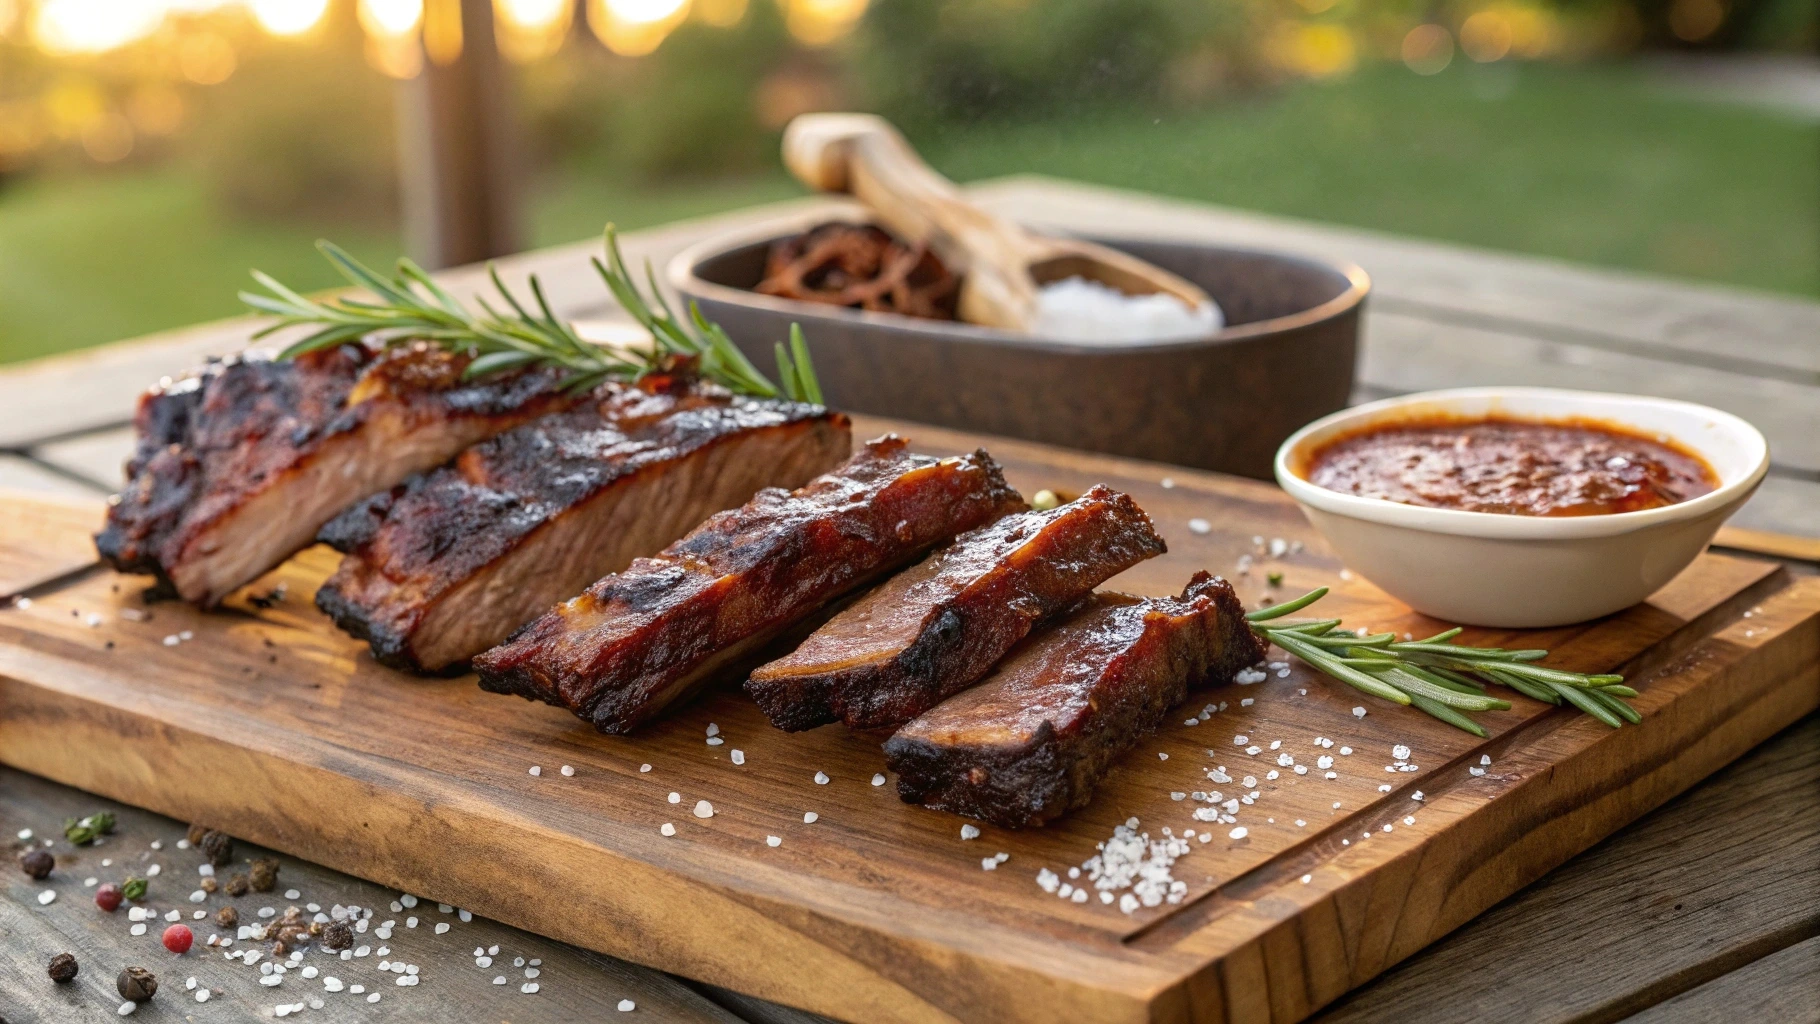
240, 227, 823, 403
1246, 588, 1637, 737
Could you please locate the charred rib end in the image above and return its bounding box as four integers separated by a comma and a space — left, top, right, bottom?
884, 723, 1065, 829
745, 673, 839, 733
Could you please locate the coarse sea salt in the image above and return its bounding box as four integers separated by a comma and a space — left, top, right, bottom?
1032, 277, 1222, 343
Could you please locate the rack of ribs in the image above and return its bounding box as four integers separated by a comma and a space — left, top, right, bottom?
94, 342, 571, 606
473, 436, 1027, 733
883, 573, 1265, 828
747, 485, 1165, 732
314, 376, 851, 672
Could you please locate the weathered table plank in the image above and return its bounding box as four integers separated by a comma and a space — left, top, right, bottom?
1623, 934, 1820, 1024
1311, 712, 1820, 1024
1, 767, 752, 1023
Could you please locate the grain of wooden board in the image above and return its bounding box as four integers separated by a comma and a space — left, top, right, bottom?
0, 768, 749, 1024
1311, 712, 1820, 1024
1, 416, 1817, 1024
0, 489, 105, 598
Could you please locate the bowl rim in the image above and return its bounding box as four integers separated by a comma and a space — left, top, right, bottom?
664, 208, 1372, 355
1272, 386, 1770, 540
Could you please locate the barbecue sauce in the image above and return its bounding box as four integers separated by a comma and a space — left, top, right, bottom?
1302, 416, 1717, 517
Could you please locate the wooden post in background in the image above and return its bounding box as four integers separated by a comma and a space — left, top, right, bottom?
396, 0, 523, 269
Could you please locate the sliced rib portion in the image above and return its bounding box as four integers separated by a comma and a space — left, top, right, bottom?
748, 485, 1166, 732
315, 377, 851, 672
884, 572, 1265, 828
474, 436, 1026, 733
95, 342, 569, 606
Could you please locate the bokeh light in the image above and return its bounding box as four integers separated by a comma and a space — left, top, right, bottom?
249, 0, 331, 36
782, 0, 867, 46
1460, 11, 1513, 63
1401, 23, 1453, 76
496, 0, 571, 61
32, 0, 166, 54
178, 30, 238, 84
1268, 22, 1356, 79
80, 112, 134, 161
1668, 0, 1725, 42
588, 0, 690, 56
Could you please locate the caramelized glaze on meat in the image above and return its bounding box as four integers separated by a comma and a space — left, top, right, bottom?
94, 342, 569, 606
748, 485, 1165, 732
474, 436, 1026, 733
315, 376, 851, 672
884, 573, 1264, 828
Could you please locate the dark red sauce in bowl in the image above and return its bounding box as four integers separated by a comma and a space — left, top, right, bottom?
1303, 416, 1718, 517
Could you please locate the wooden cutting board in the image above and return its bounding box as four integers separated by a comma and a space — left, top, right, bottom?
3, 415, 1817, 1024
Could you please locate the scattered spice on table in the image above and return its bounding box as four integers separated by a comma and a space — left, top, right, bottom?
96, 882, 123, 912
19, 847, 53, 879
248, 857, 279, 892
117, 966, 157, 1002
48, 952, 79, 982
65, 811, 116, 845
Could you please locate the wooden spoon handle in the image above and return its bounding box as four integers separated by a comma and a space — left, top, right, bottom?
783, 114, 1040, 329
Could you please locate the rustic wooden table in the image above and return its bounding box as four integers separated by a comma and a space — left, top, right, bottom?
2, 178, 1816, 1023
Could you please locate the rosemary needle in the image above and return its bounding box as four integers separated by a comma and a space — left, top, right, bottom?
242, 227, 824, 403
1247, 589, 1637, 736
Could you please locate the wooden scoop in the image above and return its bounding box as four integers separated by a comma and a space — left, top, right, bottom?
782, 113, 1213, 333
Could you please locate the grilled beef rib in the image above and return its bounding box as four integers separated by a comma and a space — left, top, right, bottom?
474, 436, 1026, 733
748, 485, 1165, 732
883, 573, 1265, 828
95, 342, 569, 606
315, 377, 851, 672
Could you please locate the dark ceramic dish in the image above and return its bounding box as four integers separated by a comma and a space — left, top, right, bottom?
668, 217, 1368, 480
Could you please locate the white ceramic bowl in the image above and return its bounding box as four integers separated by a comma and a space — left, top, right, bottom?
1273, 387, 1769, 628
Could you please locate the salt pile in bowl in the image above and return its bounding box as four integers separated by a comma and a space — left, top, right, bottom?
1033, 277, 1223, 343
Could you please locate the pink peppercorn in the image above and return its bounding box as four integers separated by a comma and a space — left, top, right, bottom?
160, 924, 192, 954
94, 883, 122, 912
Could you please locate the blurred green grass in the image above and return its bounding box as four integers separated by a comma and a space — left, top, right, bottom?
2, 61, 1813, 366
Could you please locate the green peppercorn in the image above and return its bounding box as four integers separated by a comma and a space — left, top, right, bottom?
63, 812, 115, 845
1267, 571, 1284, 587
121, 875, 148, 901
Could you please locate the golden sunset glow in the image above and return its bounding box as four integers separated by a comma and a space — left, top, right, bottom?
248, 0, 330, 36
588, 0, 689, 56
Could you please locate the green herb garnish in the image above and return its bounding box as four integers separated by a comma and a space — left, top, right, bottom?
63, 812, 115, 845
241, 227, 822, 403
1247, 588, 1638, 737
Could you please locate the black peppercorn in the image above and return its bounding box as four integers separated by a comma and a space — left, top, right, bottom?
185, 824, 208, 846
224, 873, 248, 897
19, 849, 53, 880
117, 966, 157, 1002
200, 875, 219, 894
47, 953, 78, 983
215, 905, 238, 928
247, 858, 279, 892
320, 920, 353, 951
198, 830, 233, 867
